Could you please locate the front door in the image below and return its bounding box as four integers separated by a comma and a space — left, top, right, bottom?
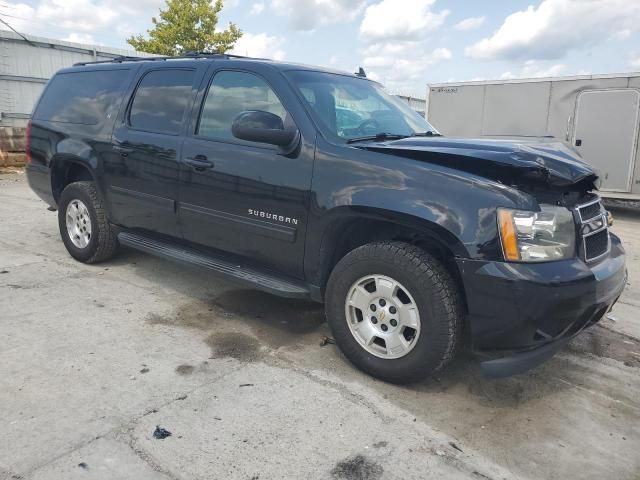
178, 68, 314, 278
572, 89, 640, 192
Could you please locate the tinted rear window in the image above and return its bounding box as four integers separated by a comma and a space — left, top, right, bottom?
34, 69, 129, 125
129, 69, 195, 134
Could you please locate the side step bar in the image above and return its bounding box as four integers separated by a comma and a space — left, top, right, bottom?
118, 232, 312, 299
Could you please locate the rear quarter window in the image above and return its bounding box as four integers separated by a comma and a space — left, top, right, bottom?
34, 69, 129, 125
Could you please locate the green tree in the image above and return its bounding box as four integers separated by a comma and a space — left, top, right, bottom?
127, 0, 242, 55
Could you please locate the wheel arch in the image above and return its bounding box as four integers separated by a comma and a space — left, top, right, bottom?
313, 207, 469, 305
51, 155, 98, 202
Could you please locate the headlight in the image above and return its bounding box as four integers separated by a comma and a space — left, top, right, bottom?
497, 206, 576, 262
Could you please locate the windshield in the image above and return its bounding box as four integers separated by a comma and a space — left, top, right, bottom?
285, 70, 438, 142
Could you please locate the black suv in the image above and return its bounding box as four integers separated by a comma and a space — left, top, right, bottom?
26, 54, 626, 382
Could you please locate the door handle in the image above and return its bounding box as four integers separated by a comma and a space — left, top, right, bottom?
112, 144, 134, 156
184, 155, 214, 171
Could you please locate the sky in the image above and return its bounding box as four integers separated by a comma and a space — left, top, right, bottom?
3, 0, 640, 97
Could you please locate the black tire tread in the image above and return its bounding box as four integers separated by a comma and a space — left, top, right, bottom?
326, 241, 463, 383
59, 181, 118, 264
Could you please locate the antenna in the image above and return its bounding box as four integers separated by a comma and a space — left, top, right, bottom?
0, 16, 36, 47
355, 67, 367, 78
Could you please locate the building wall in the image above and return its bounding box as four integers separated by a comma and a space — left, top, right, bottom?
395, 95, 427, 118
0, 30, 146, 127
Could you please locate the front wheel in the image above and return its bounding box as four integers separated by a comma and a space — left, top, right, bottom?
325, 242, 463, 384
58, 181, 118, 264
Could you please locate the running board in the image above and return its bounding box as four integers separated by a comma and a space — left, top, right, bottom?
117, 232, 312, 299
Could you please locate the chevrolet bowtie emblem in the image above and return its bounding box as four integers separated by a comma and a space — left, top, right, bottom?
379, 311, 386, 320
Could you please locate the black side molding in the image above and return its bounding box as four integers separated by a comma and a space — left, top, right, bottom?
117, 232, 312, 299
110, 186, 175, 212
179, 203, 296, 243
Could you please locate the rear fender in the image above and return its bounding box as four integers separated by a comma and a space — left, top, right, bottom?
50, 152, 99, 202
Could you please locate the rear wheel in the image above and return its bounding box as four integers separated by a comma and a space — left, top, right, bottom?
325, 241, 462, 383
58, 181, 118, 263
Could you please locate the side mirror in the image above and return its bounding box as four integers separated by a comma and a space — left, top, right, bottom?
231, 110, 299, 152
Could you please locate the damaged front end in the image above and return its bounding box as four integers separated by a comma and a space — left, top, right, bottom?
356, 136, 627, 377
355, 136, 600, 205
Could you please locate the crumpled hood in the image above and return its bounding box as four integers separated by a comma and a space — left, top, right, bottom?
355, 136, 598, 188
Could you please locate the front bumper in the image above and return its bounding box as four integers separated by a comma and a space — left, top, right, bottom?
457, 233, 626, 377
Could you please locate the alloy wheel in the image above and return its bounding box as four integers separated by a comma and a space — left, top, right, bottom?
344, 274, 421, 359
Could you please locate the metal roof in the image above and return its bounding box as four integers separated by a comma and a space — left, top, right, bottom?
429, 71, 640, 88
0, 29, 146, 58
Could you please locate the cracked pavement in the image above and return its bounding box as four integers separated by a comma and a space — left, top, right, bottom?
1, 172, 639, 479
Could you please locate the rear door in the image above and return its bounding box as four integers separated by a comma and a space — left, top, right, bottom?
178, 66, 315, 278
105, 66, 205, 237
572, 89, 640, 192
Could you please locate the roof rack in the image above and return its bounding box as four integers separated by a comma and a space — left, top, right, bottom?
73, 52, 254, 67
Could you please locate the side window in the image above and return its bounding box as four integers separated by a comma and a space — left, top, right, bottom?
129, 69, 195, 134
34, 70, 129, 125
198, 71, 286, 142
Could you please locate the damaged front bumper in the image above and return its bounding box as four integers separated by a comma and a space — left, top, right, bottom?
457, 233, 627, 378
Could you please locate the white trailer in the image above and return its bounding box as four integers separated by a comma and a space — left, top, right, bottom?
427, 74, 640, 200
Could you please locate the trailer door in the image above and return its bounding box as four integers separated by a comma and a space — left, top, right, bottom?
572, 89, 640, 192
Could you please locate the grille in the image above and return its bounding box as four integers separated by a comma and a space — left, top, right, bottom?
584, 229, 610, 261
578, 199, 603, 222
576, 197, 610, 262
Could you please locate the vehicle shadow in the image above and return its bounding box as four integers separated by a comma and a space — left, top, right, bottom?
404, 351, 572, 408
109, 247, 326, 343
107, 246, 633, 408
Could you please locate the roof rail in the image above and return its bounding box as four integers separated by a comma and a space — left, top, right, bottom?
73, 52, 254, 67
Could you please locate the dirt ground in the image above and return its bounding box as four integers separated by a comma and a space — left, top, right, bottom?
1, 170, 639, 480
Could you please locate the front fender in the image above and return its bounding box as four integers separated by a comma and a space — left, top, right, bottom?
304, 139, 537, 283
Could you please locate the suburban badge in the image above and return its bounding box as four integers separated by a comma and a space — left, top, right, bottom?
248, 209, 299, 225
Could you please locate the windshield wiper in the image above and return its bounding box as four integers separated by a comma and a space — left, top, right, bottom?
410, 131, 442, 137
346, 132, 409, 144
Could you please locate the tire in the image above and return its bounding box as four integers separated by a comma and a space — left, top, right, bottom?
325, 241, 462, 384
58, 181, 118, 264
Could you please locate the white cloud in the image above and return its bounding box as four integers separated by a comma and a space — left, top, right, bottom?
270, 0, 366, 31
500, 61, 566, 79
454, 16, 485, 31
361, 42, 451, 94
36, 0, 118, 32
64, 33, 95, 44
367, 71, 381, 82
612, 29, 631, 40
0, 2, 36, 32
360, 0, 449, 43
430, 47, 452, 62
357, 0, 450, 95
230, 32, 286, 61
0, 0, 120, 37
466, 0, 640, 61
250, 2, 265, 15
630, 55, 640, 69
363, 44, 451, 69
1, 0, 232, 41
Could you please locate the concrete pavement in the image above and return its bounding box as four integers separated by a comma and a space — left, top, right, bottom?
1, 171, 639, 480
